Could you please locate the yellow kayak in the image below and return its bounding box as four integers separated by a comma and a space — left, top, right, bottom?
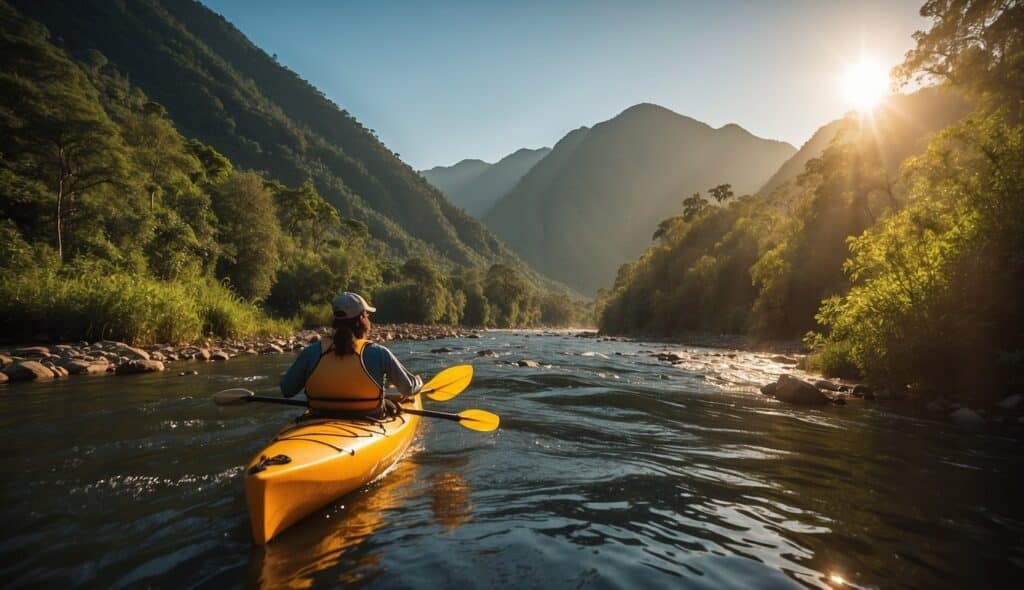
245, 395, 422, 544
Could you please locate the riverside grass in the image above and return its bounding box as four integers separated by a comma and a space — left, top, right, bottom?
0, 266, 296, 345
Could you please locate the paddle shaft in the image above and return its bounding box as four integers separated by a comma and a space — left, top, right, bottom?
244, 394, 471, 424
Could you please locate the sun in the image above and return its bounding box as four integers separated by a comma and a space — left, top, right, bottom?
840, 58, 890, 111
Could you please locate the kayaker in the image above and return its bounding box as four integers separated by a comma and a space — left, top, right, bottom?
279, 292, 422, 417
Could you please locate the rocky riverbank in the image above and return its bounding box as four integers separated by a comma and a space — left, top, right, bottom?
0, 324, 478, 385
620, 332, 1024, 427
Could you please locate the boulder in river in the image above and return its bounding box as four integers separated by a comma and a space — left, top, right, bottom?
772, 375, 831, 405
210, 350, 230, 361
851, 384, 873, 397
3, 360, 56, 381
814, 380, 843, 392
759, 382, 778, 396
950, 407, 985, 427
476, 349, 498, 357
0, 354, 13, 367
517, 359, 541, 368
0, 372, 7, 384
115, 360, 165, 375
431, 347, 455, 353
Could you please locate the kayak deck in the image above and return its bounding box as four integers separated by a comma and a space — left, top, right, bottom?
245, 395, 422, 544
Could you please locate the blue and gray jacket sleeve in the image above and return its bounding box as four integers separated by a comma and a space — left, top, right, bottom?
279, 341, 422, 397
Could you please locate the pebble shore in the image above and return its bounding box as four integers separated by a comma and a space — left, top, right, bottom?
0, 324, 478, 385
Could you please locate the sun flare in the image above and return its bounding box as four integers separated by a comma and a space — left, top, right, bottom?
840, 58, 890, 111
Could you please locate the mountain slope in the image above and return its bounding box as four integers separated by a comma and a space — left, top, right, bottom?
483, 104, 795, 294
759, 87, 973, 195
11, 0, 523, 272
421, 159, 491, 205
424, 147, 551, 217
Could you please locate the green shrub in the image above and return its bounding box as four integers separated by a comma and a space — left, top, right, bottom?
0, 265, 295, 344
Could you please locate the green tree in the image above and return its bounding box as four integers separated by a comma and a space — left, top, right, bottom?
0, 7, 134, 259
485, 264, 532, 327
895, 0, 1023, 115
682, 192, 709, 222
270, 179, 341, 249
210, 171, 282, 301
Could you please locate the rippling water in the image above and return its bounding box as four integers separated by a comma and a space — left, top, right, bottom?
2, 332, 1022, 588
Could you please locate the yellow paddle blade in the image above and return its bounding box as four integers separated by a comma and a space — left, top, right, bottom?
457, 409, 499, 432
422, 365, 473, 401
213, 388, 255, 405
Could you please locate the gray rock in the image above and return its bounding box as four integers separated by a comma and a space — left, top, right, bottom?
196, 348, 212, 361
0, 354, 11, 367
517, 359, 541, 368
13, 346, 52, 358
815, 380, 843, 392
61, 360, 94, 375
210, 350, 230, 361
261, 344, 284, 354
770, 355, 798, 364
467, 334, 482, 339
3, 360, 56, 381
476, 349, 498, 357
774, 375, 830, 405
86, 362, 112, 375
116, 345, 150, 361
759, 382, 778, 396
430, 347, 455, 353
115, 360, 165, 375
997, 394, 1023, 410
0, 372, 7, 384
851, 384, 873, 396
950, 407, 985, 426
149, 351, 165, 362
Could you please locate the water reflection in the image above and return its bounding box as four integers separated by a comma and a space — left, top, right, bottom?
430, 471, 472, 531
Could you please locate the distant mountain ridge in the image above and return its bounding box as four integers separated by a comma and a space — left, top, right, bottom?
422, 147, 551, 217
482, 103, 796, 294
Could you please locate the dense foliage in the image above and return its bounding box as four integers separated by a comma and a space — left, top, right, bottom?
600, 0, 1023, 399
0, 2, 587, 344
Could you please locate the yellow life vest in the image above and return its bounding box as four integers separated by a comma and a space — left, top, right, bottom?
305, 337, 382, 413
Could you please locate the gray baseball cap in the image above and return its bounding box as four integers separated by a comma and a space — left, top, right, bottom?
332, 292, 377, 319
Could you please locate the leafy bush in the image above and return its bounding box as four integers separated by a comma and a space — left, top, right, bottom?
0, 265, 294, 344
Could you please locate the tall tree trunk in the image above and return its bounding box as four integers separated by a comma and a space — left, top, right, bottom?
56, 173, 64, 259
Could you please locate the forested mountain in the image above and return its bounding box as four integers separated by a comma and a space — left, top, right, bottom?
600, 0, 1022, 401
758, 87, 973, 195
423, 147, 551, 217
9, 0, 528, 272
0, 0, 588, 343
483, 104, 795, 294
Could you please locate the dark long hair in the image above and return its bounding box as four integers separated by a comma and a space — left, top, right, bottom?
331, 313, 369, 356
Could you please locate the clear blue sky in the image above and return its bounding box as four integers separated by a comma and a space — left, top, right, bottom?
201, 0, 927, 170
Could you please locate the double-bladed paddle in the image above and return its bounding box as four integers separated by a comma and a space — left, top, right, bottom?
212, 364, 498, 432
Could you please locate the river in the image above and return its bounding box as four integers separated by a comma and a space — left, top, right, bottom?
1, 331, 1021, 588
